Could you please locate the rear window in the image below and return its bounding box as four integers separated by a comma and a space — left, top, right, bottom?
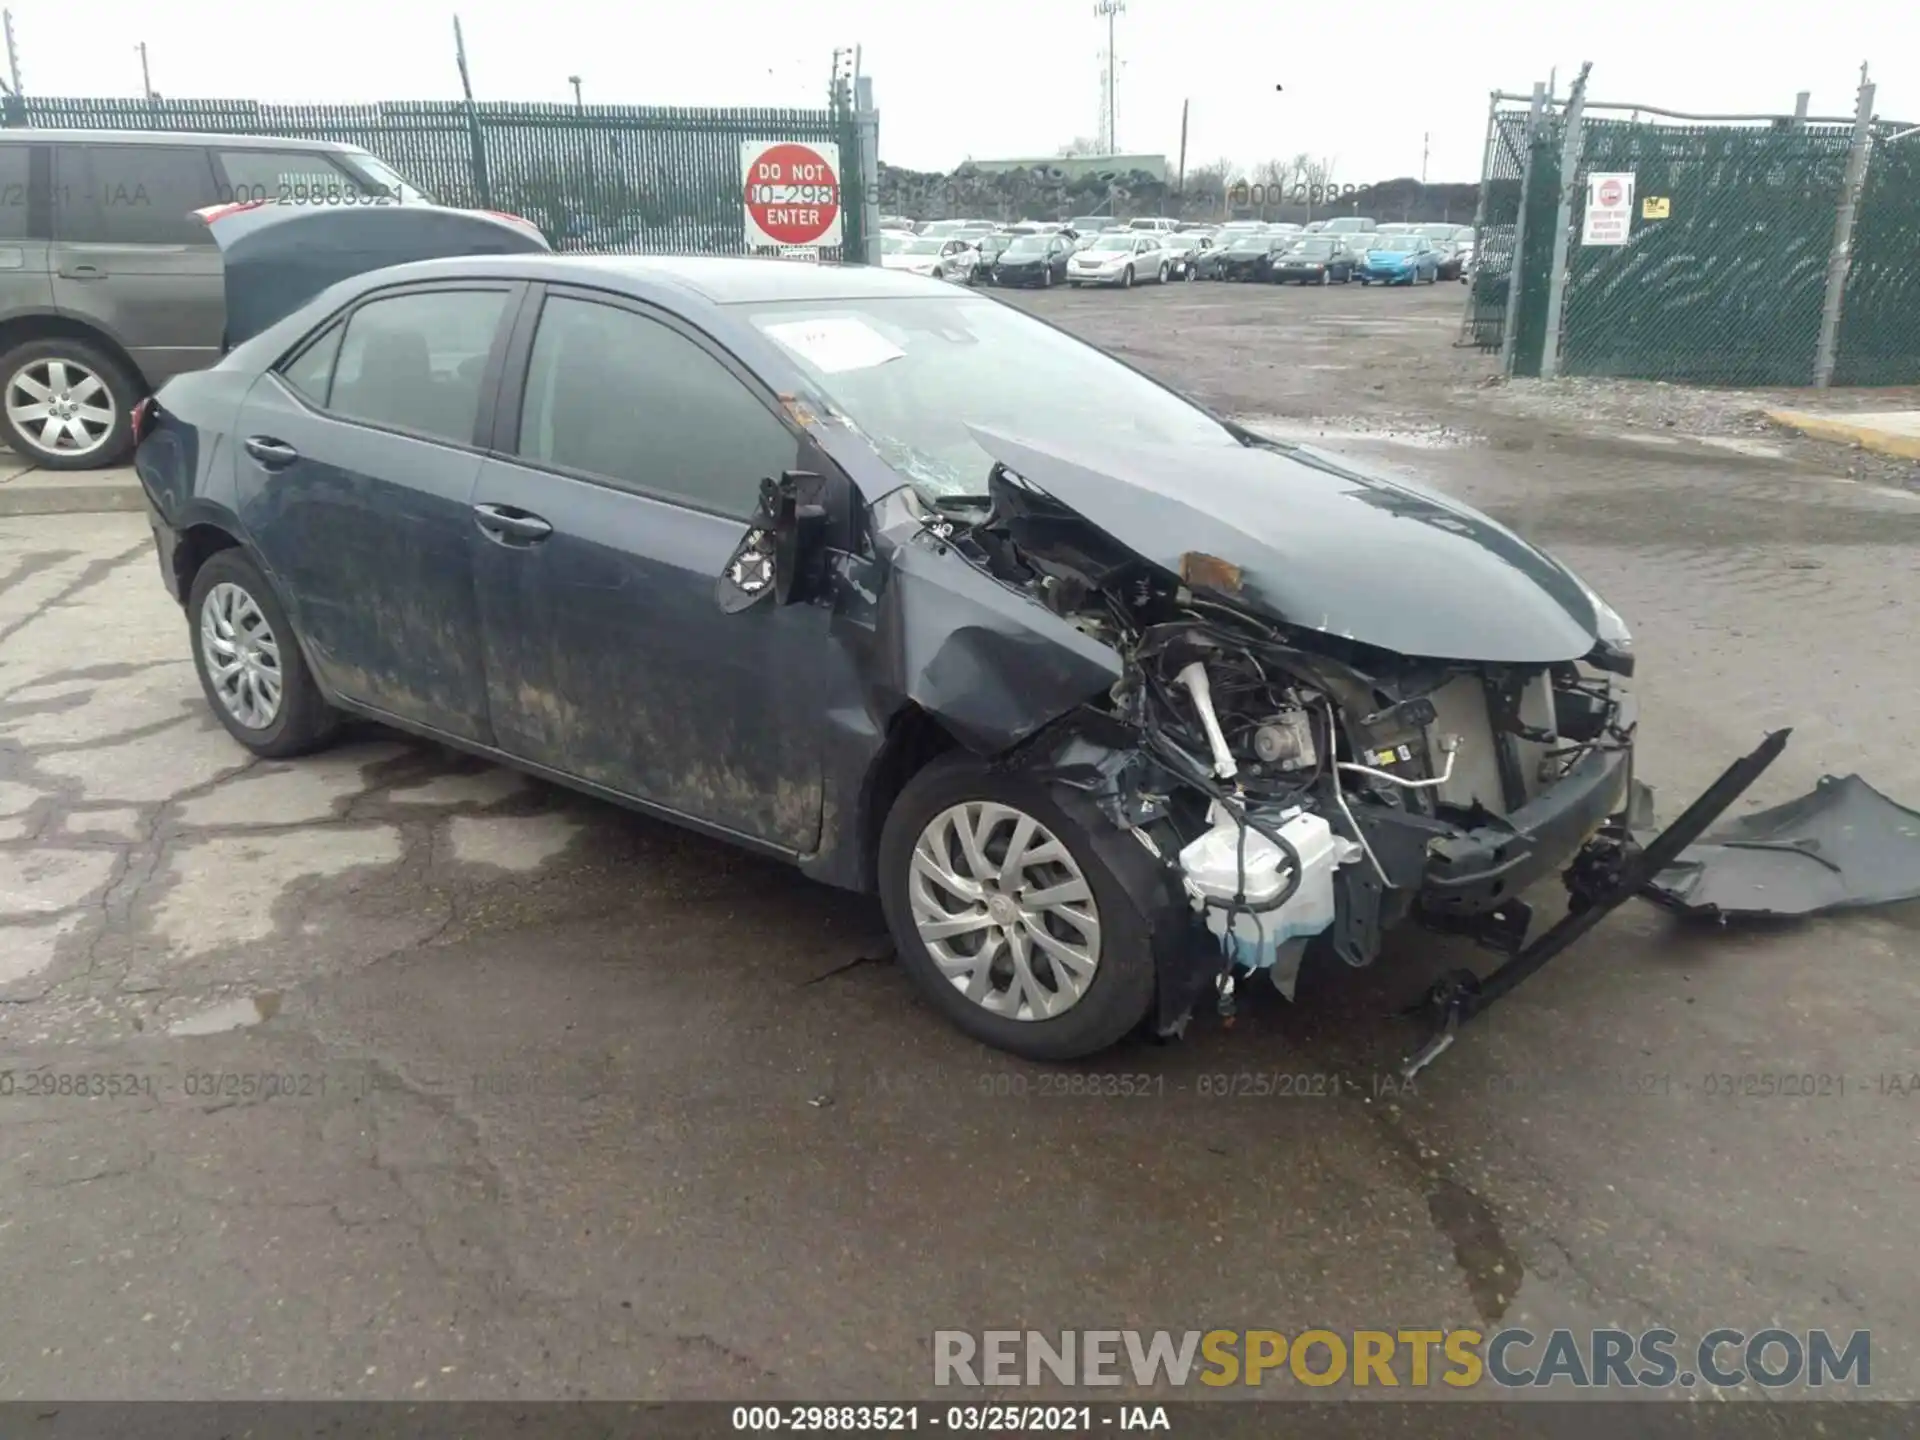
57, 144, 219, 245
0, 143, 30, 240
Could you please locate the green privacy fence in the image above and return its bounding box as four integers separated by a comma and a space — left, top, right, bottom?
1461, 84, 1920, 388
1833, 125, 1920, 387
1, 93, 866, 262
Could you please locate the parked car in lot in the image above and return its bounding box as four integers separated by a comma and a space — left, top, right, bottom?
139, 206, 1690, 1066
1067, 232, 1172, 287
882, 235, 978, 282
1320, 216, 1377, 235
1069, 215, 1110, 235
1270, 236, 1356, 285
1161, 234, 1213, 281
1357, 234, 1442, 285
1430, 240, 1468, 282
0, 128, 431, 470
1212, 233, 1290, 282
991, 232, 1074, 288
969, 231, 1019, 282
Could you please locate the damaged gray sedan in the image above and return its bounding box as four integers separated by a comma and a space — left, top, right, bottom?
135, 208, 1787, 1066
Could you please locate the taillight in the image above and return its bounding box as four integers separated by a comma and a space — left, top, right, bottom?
132, 396, 156, 443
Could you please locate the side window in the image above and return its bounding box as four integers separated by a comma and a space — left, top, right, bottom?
516, 295, 796, 518
215, 149, 358, 205
0, 144, 30, 239
328, 289, 509, 445
277, 321, 346, 407
58, 145, 219, 244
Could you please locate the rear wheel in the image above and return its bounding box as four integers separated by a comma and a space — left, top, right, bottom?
0, 337, 141, 470
879, 754, 1157, 1061
187, 549, 341, 758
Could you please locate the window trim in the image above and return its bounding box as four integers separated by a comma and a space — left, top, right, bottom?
489, 282, 805, 523
267, 279, 526, 453
53, 142, 220, 246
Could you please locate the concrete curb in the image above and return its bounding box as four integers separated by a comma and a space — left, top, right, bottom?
0, 466, 145, 517
1764, 409, 1920, 461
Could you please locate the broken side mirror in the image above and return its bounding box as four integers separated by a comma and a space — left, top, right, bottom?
716, 470, 831, 614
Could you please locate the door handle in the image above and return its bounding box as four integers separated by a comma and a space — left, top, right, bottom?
243, 435, 299, 468
62, 263, 104, 279
472, 503, 553, 543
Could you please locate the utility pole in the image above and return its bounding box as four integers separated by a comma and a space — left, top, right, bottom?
568, 75, 582, 109
1094, 0, 1124, 154
4, 10, 22, 99
1176, 97, 1189, 196
1421, 131, 1429, 184
452, 15, 492, 208
136, 42, 153, 100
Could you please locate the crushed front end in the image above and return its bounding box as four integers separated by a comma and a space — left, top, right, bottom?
928, 461, 1785, 1067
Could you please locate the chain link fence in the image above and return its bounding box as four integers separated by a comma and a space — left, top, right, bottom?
1, 94, 867, 262
1461, 76, 1918, 388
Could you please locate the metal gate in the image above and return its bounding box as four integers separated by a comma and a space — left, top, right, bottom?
1556, 119, 1857, 384
1832, 125, 1920, 386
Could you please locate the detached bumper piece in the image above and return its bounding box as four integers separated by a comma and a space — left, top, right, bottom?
1399, 728, 1792, 1080
1642, 773, 1920, 919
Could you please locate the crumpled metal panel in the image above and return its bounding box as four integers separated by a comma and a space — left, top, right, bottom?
1642, 774, 1920, 919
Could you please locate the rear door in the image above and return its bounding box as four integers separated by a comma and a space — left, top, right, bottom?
232, 282, 520, 742
50, 142, 224, 388
467, 284, 828, 851
0, 142, 54, 329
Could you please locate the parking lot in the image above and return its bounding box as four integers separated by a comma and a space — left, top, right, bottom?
3, 278, 1917, 1402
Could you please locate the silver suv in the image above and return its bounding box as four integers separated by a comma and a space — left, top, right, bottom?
0, 129, 426, 470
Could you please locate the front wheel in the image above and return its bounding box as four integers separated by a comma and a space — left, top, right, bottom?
1121, 265, 1134, 289
1157, 262, 1169, 283
1320, 269, 1332, 286
879, 754, 1158, 1061
1042, 267, 1054, 288
188, 549, 341, 758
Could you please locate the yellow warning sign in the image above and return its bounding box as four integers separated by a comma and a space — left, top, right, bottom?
1643, 196, 1671, 219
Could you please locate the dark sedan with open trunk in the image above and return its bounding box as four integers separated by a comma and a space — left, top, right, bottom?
131, 204, 1785, 1072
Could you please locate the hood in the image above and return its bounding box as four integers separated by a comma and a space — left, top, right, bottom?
198, 201, 550, 349
965, 426, 1601, 664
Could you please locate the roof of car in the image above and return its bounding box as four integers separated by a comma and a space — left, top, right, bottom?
344, 253, 963, 305
0, 128, 372, 152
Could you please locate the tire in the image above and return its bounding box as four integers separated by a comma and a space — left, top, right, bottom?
187, 548, 341, 759
1042, 267, 1053, 288
1157, 262, 1169, 283
1320, 269, 1332, 285
878, 753, 1157, 1061
1070, 280, 1082, 288
0, 336, 142, 471
1121, 265, 1134, 289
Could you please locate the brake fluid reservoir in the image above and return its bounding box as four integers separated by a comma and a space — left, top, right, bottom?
1177, 804, 1358, 970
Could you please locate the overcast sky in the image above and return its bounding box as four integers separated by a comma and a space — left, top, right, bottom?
14, 3, 1914, 184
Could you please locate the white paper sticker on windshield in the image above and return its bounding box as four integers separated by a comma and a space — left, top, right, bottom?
761, 317, 904, 374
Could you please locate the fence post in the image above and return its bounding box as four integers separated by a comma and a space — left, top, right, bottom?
1813, 66, 1875, 388
1497, 82, 1548, 374
854, 75, 880, 265
451, 17, 492, 209
1455, 92, 1499, 343
1537, 61, 1592, 382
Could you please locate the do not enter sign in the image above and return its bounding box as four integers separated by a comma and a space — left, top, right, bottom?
743, 141, 843, 248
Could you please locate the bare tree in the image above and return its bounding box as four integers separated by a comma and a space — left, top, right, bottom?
1057, 136, 1106, 157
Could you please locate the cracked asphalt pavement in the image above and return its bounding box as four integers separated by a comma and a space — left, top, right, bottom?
2, 281, 1917, 1402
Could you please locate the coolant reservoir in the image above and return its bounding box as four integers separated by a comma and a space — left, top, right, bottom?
1177, 803, 1359, 970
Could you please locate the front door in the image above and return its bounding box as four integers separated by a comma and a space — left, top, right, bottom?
50, 143, 224, 387
233, 283, 519, 743
468, 286, 828, 852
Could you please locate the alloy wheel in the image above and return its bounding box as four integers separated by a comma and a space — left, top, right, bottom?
199, 581, 284, 730
907, 801, 1102, 1021
6, 357, 116, 459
